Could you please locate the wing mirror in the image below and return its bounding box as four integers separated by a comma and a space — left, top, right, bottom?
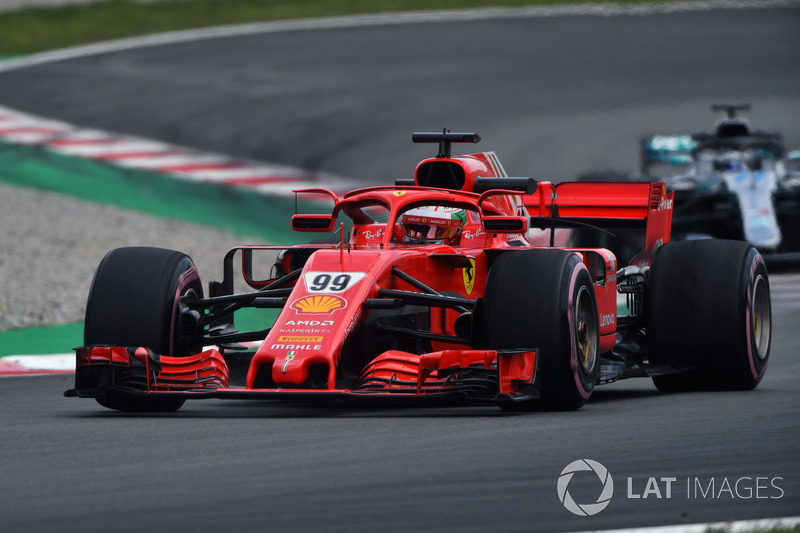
291, 215, 336, 232
482, 216, 528, 233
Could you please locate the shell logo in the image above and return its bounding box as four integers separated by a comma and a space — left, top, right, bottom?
291, 295, 347, 314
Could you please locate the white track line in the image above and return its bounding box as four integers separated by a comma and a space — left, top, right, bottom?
50, 140, 171, 156
769, 274, 800, 306
1, 1, 798, 73
569, 515, 800, 533
3, 354, 75, 371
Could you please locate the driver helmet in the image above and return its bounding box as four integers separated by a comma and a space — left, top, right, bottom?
713, 153, 745, 173
399, 205, 467, 244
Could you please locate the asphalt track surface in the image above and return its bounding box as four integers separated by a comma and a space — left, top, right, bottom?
1, 5, 800, 532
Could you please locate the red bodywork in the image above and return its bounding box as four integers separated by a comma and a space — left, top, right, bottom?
69, 141, 673, 406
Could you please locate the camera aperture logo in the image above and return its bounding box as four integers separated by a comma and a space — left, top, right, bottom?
557, 459, 614, 516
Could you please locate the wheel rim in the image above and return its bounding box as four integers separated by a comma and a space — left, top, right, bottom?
575, 285, 598, 373
171, 265, 203, 356
751, 274, 771, 360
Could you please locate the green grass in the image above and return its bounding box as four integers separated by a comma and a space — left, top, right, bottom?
0, 308, 273, 356
0, 322, 83, 357
0, 0, 676, 54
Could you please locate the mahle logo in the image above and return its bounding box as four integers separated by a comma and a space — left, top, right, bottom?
557, 459, 614, 516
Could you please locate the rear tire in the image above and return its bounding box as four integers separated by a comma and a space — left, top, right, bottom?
84, 247, 204, 412
478, 250, 599, 411
646, 240, 770, 391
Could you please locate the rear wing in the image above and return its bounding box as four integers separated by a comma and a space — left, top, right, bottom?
523, 181, 674, 267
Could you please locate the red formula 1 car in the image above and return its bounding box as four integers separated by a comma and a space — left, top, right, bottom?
65, 131, 772, 412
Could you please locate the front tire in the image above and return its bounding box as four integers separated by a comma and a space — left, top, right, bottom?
84, 247, 204, 411
646, 240, 770, 391
478, 250, 599, 411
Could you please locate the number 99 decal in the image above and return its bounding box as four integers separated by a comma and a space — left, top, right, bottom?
303, 272, 367, 293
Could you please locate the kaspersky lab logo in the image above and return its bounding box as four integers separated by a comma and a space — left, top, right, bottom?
557, 459, 614, 516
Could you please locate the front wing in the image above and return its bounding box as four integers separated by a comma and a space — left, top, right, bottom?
64, 345, 540, 406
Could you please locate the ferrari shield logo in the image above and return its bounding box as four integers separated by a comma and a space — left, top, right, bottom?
463, 258, 476, 295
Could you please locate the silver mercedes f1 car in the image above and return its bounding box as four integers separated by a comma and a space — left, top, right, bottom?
640, 104, 800, 264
